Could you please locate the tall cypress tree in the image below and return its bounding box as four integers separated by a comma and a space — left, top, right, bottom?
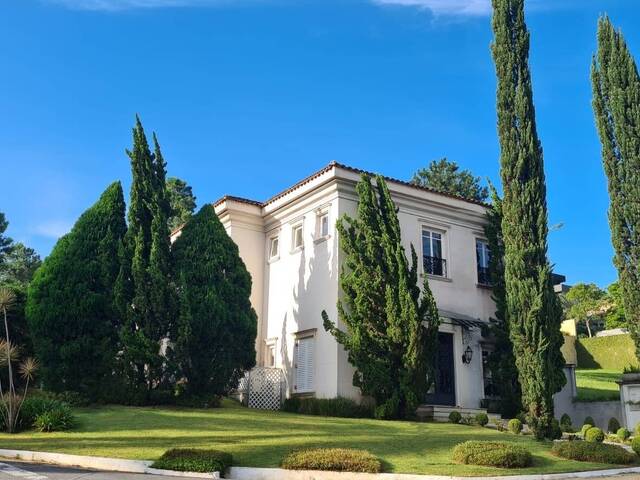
592, 16, 640, 358
491, 0, 565, 437
117, 117, 176, 395
173, 205, 257, 397
322, 174, 440, 419
26, 182, 126, 399
484, 187, 522, 418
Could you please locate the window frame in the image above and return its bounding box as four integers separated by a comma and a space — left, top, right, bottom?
291, 223, 304, 252
293, 331, 315, 394
265, 338, 277, 368
422, 227, 447, 278
475, 238, 491, 286
269, 236, 280, 261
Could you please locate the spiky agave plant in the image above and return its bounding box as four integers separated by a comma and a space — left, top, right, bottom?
0, 287, 38, 432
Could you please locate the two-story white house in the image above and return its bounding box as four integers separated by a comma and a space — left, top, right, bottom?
173, 161, 501, 414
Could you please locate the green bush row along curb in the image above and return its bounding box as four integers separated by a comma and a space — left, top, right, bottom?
451, 441, 532, 469
280, 448, 382, 473
551, 441, 636, 464
151, 449, 232, 476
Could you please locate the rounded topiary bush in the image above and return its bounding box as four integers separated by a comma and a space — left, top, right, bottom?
151, 449, 232, 474
584, 416, 595, 427
449, 411, 462, 424
475, 413, 489, 427
560, 413, 572, 431
632, 436, 640, 455
552, 441, 635, 464
585, 427, 605, 443
617, 427, 631, 441
580, 424, 593, 437
508, 418, 522, 435
452, 441, 532, 468
608, 417, 621, 433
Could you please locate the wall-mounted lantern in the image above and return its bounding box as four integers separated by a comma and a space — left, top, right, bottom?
462, 346, 473, 365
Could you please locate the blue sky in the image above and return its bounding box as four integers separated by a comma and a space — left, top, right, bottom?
1, 0, 638, 287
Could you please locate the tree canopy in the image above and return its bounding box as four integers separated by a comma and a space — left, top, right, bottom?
166, 177, 197, 232
592, 16, 640, 358
172, 205, 257, 397
411, 158, 488, 202
492, 0, 565, 438
26, 182, 126, 399
322, 174, 440, 419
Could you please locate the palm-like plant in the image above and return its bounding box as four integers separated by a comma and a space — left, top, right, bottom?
0, 287, 37, 432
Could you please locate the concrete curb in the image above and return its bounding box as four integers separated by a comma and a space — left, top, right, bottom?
227, 466, 640, 480
0, 449, 219, 479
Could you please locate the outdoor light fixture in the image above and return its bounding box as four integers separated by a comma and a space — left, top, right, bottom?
462, 346, 473, 365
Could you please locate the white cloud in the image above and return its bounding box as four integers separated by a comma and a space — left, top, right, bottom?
33, 220, 73, 239
371, 0, 492, 17
44, 0, 251, 11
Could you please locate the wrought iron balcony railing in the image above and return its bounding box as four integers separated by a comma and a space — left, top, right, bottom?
423, 255, 447, 277
477, 266, 491, 286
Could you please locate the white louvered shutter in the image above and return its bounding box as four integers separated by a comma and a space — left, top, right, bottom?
295, 337, 314, 393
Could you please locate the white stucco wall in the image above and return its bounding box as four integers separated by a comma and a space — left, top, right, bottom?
216, 164, 495, 409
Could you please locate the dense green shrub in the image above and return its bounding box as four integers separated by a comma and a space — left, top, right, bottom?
508, 418, 522, 434
449, 411, 462, 424
617, 427, 631, 441
632, 436, 640, 455
281, 448, 381, 473
26, 182, 126, 401
452, 441, 532, 468
635, 422, 640, 436
580, 424, 593, 437
608, 417, 621, 433
585, 427, 605, 443
584, 416, 595, 427
560, 413, 572, 431
282, 397, 374, 419
152, 449, 232, 474
33, 404, 75, 432
475, 413, 489, 427
552, 441, 636, 464
18, 396, 75, 432
549, 419, 563, 440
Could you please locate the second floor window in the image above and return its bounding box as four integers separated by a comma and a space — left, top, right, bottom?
476, 239, 491, 285
292, 224, 304, 250
422, 229, 446, 277
319, 213, 329, 238
269, 236, 279, 259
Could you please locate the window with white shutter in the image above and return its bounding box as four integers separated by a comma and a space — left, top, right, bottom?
294, 336, 314, 393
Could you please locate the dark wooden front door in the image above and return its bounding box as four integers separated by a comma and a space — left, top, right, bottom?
425, 332, 456, 406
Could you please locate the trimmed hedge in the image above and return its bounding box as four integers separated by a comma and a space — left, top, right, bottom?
608, 417, 621, 433
580, 424, 593, 437
576, 334, 637, 370
449, 411, 462, 424
282, 397, 374, 418
508, 418, 522, 434
552, 441, 636, 464
618, 427, 631, 441
281, 448, 381, 473
452, 441, 532, 468
585, 427, 605, 443
632, 436, 640, 455
475, 413, 489, 427
151, 449, 232, 474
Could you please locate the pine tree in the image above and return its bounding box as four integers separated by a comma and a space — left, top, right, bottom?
491, 0, 565, 438
26, 182, 126, 399
166, 177, 197, 231
322, 174, 440, 419
592, 16, 640, 357
484, 187, 522, 418
411, 158, 489, 202
172, 205, 257, 397
117, 117, 176, 394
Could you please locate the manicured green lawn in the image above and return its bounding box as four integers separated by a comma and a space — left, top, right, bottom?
0, 400, 626, 476
576, 369, 621, 402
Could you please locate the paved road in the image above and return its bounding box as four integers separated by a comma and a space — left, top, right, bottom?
0, 461, 204, 480
2, 462, 640, 480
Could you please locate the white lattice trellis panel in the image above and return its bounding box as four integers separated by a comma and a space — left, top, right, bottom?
247, 367, 284, 410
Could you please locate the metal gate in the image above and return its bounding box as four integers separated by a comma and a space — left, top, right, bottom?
238, 367, 285, 410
